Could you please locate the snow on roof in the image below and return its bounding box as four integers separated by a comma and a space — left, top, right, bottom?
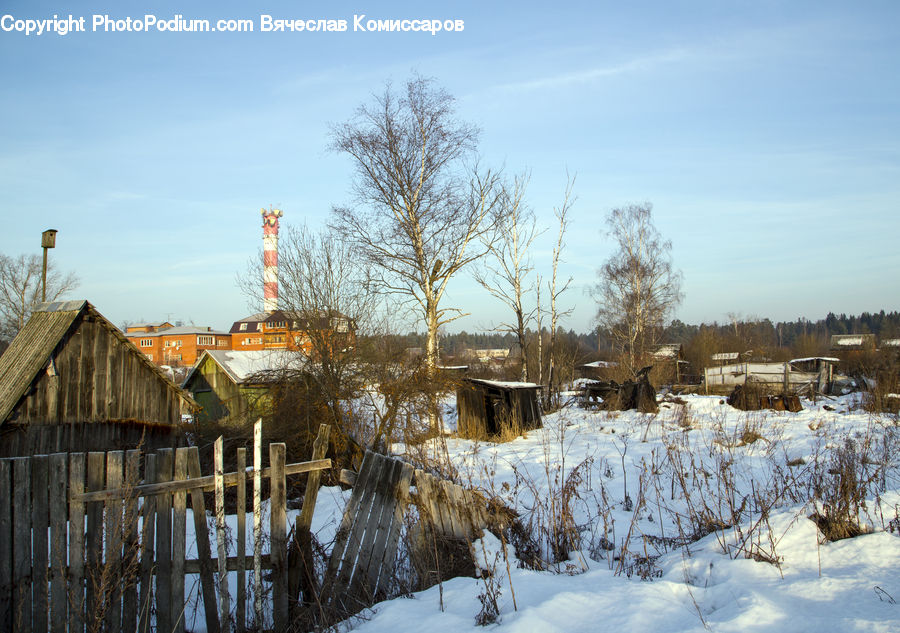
835, 337, 865, 346
712, 352, 740, 361
790, 357, 839, 363
467, 378, 540, 389
882, 339, 900, 347
583, 360, 618, 368
202, 349, 307, 384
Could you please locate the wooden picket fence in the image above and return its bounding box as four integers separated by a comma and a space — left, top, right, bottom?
0, 421, 331, 633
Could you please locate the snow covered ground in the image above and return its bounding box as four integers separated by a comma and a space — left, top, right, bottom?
346, 394, 899, 632
180, 393, 899, 632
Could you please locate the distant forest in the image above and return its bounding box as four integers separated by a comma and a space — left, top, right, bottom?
406, 310, 900, 359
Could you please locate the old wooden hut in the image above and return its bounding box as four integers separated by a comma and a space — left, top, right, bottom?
456, 378, 542, 439
0, 300, 195, 456
182, 349, 307, 426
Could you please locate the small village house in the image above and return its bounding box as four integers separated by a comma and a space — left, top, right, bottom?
0, 300, 195, 456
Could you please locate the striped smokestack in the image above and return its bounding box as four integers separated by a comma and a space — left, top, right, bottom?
261, 206, 283, 312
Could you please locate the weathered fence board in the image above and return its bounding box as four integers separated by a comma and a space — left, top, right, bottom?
0, 459, 12, 633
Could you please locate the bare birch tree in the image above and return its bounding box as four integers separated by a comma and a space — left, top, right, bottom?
329, 76, 502, 381
474, 173, 540, 381
0, 252, 78, 341
593, 203, 683, 374
546, 175, 576, 403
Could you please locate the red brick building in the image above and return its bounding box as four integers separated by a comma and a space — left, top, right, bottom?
124, 325, 232, 366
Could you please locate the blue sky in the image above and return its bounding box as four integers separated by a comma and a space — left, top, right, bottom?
1, 1, 898, 333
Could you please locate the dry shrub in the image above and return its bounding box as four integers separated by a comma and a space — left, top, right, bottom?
809, 438, 878, 541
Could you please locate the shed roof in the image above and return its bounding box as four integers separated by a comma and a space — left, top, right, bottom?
0, 300, 196, 424
464, 378, 541, 390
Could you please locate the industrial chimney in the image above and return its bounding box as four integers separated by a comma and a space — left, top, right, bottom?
261, 206, 283, 312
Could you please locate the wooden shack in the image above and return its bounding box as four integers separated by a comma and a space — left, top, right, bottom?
0, 300, 195, 456
182, 349, 307, 425
456, 378, 542, 439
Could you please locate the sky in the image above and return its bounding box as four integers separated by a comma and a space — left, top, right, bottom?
1, 0, 898, 334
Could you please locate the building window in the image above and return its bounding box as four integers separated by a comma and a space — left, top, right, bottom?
239, 323, 248, 331
140, 339, 153, 347
217, 339, 228, 346
198, 335, 214, 346
256, 323, 262, 331
271, 321, 286, 329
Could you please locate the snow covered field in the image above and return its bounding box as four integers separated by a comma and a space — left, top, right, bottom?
341, 394, 899, 633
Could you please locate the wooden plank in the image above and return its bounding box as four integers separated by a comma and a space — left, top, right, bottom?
187, 447, 219, 633
172, 447, 189, 633
122, 450, 141, 633
85, 452, 105, 633
49, 454, 68, 633
138, 454, 156, 633
32, 455, 50, 633
67, 454, 86, 633
80, 320, 95, 421
298, 424, 331, 530
294, 424, 331, 610
0, 459, 13, 633
331, 452, 387, 606
71, 458, 332, 502
357, 458, 403, 598
104, 451, 124, 633
92, 320, 109, 419
184, 555, 274, 574
13, 458, 32, 633
270, 442, 288, 632
321, 451, 378, 601
214, 437, 229, 630
236, 446, 247, 633
440, 479, 465, 538
155, 448, 174, 633
375, 462, 415, 596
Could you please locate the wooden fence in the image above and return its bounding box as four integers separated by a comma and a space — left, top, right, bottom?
0, 421, 331, 633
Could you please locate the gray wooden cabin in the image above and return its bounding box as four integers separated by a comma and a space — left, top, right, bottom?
456, 378, 542, 439
0, 300, 194, 456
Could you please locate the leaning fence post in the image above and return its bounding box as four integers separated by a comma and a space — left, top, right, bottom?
214, 436, 229, 630
292, 424, 331, 611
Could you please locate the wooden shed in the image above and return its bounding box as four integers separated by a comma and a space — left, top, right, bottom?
182, 349, 307, 426
0, 300, 195, 456
456, 378, 542, 439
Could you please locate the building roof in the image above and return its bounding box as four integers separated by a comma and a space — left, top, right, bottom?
651, 344, 683, 359
830, 334, 876, 350
0, 300, 195, 424
123, 325, 229, 338
128, 321, 173, 329
711, 352, 740, 361
184, 349, 308, 386
229, 309, 353, 334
